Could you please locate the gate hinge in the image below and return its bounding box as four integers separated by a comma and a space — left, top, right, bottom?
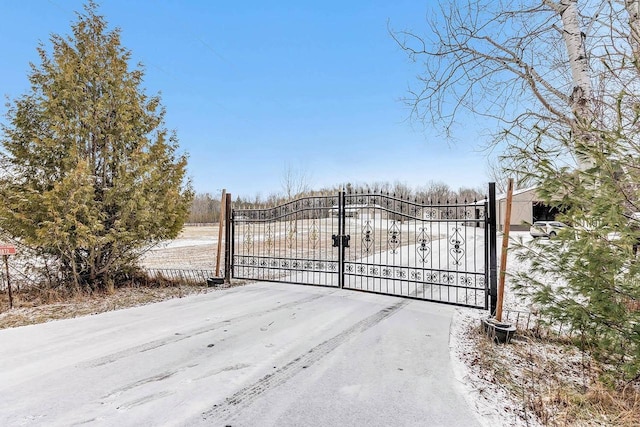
332, 234, 350, 248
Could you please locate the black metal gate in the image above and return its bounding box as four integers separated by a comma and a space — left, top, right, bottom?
232, 186, 497, 310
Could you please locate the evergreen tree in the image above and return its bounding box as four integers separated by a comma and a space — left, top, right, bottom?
512, 127, 640, 384
0, 2, 193, 292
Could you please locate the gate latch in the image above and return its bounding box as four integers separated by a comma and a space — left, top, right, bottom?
332, 234, 350, 248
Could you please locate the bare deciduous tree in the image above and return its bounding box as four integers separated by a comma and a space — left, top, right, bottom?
416, 181, 453, 203
390, 0, 622, 170
486, 157, 534, 193
281, 164, 311, 200
188, 193, 221, 223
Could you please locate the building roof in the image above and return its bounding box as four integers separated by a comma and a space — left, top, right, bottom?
474, 186, 540, 204
495, 186, 539, 201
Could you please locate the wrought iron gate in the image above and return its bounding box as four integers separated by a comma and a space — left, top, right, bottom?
232, 194, 341, 287
232, 187, 497, 310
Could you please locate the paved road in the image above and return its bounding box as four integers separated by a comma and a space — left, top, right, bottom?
0, 282, 480, 427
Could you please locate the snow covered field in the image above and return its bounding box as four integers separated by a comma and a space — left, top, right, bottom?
141, 225, 220, 270
0, 282, 480, 426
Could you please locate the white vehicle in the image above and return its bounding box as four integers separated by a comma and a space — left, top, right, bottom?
530, 221, 568, 238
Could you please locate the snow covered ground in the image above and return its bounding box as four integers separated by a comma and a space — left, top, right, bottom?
151, 238, 218, 249
0, 282, 480, 426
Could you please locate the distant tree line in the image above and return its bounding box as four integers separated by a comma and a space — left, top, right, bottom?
188, 193, 223, 223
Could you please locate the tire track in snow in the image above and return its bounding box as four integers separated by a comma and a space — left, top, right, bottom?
78, 292, 333, 369
102, 370, 178, 399
115, 391, 174, 410
201, 299, 408, 423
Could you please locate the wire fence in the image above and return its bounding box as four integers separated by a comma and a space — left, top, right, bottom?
0, 267, 222, 292
503, 308, 576, 339
143, 268, 220, 286
0, 264, 42, 292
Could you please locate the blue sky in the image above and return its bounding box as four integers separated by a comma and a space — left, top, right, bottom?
0, 1, 493, 198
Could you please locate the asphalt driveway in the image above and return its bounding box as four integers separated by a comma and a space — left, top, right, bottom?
0, 282, 480, 426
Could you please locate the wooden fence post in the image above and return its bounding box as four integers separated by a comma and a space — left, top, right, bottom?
224, 193, 232, 284
496, 178, 514, 322
5, 255, 12, 309
215, 189, 226, 277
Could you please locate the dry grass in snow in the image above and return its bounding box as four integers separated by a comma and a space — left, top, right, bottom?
0, 225, 233, 329
0, 283, 241, 330
452, 309, 640, 427
450, 232, 640, 427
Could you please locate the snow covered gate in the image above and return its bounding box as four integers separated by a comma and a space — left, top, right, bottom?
231, 186, 498, 311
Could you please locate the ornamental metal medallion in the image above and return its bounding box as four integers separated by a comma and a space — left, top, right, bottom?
388, 221, 400, 253
243, 223, 254, 251
362, 220, 374, 253
287, 219, 297, 249
416, 227, 431, 263
449, 227, 465, 265
309, 219, 319, 249
265, 224, 273, 255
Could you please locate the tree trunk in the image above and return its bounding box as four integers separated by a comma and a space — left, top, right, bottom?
626, 0, 640, 70
546, 0, 594, 169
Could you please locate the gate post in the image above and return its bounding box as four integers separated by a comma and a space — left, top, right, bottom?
224, 192, 233, 284
338, 189, 345, 289
488, 183, 498, 315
